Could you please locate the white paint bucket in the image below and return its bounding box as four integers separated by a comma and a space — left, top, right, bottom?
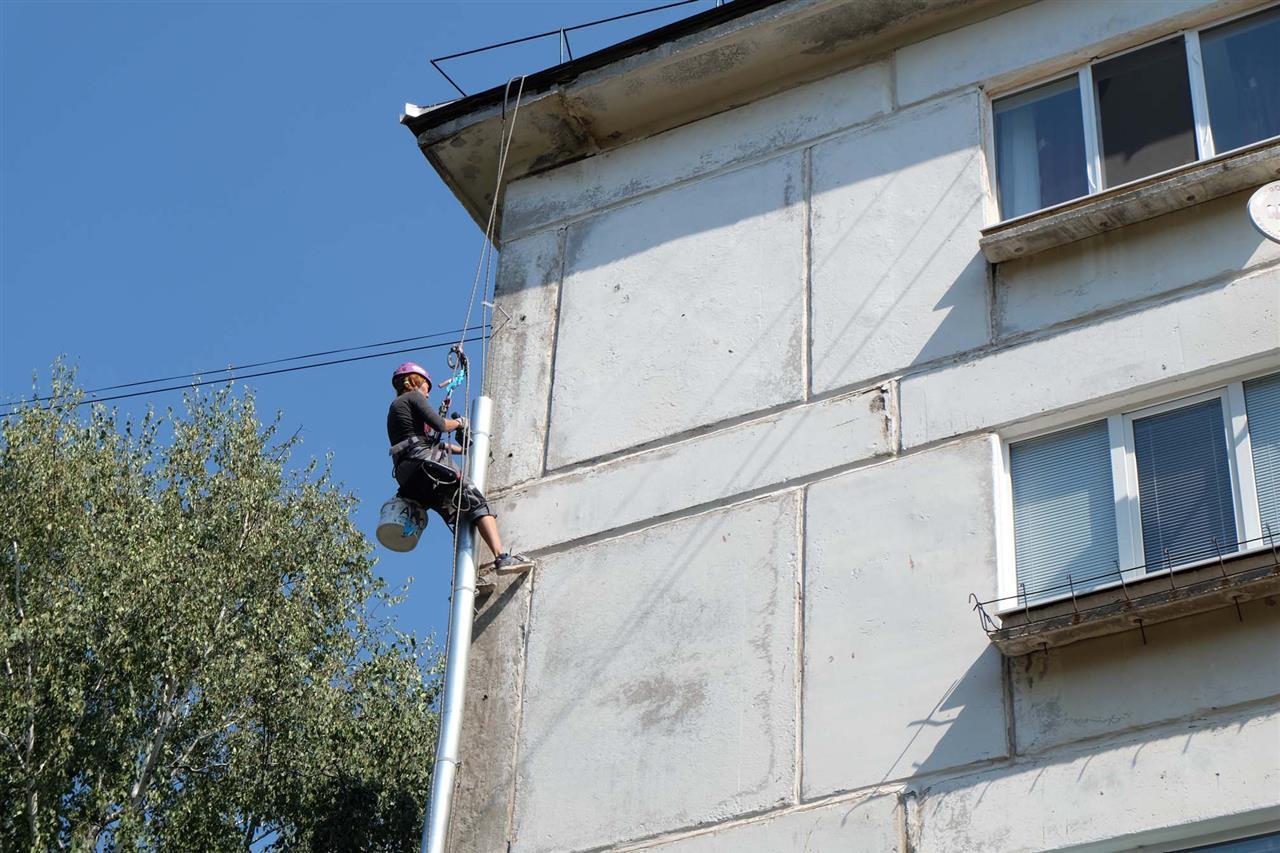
377, 496, 427, 552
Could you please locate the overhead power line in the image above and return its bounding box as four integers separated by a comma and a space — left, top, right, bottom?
36, 326, 470, 402
1, 335, 481, 416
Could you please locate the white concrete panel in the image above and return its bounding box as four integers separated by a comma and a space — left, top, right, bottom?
899, 267, 1280, 449
485, 229, 563, 490
809, 92, 990, 394
804, 438, 1007, 799
895, 0, 1233, 107
512, 495, 799, 852
547, 154, 806, 468
912, 706, 1280, 853
502, 62, 891, 239
997, 190, 1280, 338
497, 387, 890, 554
1013, 597, 1280, 754
447, 574, 531, 853
644, 794, 900, 852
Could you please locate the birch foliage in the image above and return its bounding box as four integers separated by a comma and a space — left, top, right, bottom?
0, 369, 440, 850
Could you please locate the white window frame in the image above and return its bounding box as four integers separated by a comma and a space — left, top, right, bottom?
996, 373, 1273, 613
985, 3, 1280, 222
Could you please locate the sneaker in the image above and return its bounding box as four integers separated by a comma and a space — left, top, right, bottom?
493, 552, 535, 575
475, 573, 497, 597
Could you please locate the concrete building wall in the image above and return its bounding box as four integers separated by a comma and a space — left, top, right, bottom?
455, 0, 1280, 850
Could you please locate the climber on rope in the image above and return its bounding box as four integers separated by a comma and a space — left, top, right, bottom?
382, 359, 534, 595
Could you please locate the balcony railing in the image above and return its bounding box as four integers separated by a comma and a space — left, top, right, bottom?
970, 529, 1280, 655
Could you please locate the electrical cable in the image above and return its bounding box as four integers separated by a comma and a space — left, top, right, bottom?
17, 326, 470, 405
0, 336, 480, 417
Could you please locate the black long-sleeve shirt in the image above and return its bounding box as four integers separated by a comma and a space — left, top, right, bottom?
386, 393, 447, 446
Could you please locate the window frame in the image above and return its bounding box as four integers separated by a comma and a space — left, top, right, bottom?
996, 371, 1273, 613
984, 3, 1280, 223
1137, 820, 1280, 852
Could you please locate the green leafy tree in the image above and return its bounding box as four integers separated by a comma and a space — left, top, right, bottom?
0, 366, 440, 850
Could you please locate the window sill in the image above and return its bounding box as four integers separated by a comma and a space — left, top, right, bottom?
979, 138, 1280, 263
983, 544, 1280, 656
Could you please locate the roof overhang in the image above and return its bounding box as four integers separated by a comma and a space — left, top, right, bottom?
402, 0, 1023, 237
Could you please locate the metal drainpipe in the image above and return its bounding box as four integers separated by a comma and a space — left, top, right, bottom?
421, 395, 494, 853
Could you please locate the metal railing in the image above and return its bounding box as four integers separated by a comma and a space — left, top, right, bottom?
429, 0, 725, 97
969, 526, 1280, 636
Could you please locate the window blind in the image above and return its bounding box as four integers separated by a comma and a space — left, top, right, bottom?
1010, 421, 1118, 603
1244, 372, 1280, 540
1133, 398, 1236, 570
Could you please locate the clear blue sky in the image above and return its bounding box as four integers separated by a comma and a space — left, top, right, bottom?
1, 0, 721, 643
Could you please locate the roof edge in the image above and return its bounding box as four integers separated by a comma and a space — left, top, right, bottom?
401, 0, 788, 136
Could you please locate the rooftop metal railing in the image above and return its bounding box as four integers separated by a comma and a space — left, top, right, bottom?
429, 0, 724, 97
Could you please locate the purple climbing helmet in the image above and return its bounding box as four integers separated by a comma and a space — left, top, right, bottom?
391, 362, 431, 392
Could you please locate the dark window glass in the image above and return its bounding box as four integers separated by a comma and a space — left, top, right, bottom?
993, 77, 1089, 218
1174, 828, 1280, 852
1133, 398, 1236, 570
1094, 37, 1197, 187
1201, 7, 1280, 153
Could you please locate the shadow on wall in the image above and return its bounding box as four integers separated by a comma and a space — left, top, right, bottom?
807, 94, 991, 389
904, 598, 1280, 827
1009, 597, 1280, 755
867, 643, 1008, 786
993, 187, 1278, 340
494, 93, 988, 400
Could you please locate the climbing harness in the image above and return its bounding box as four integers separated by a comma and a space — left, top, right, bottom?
379, 345, 473, 552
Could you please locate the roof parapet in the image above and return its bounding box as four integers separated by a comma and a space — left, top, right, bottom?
402, 0, 1019, 236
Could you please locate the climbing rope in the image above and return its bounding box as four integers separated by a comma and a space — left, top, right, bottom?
446, 73, 526, 551
434, 73, 528, 696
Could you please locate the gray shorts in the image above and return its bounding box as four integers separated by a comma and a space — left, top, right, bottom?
394, 457, 493, 528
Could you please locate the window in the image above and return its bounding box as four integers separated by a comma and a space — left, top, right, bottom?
1005, 371, 1280, 606
1171, 828, 1280, 852
994, 77, 1089, 218
1094, 37, 1198, 187
1201, 9, 1280, 153
1130, 397, 1236, 569
991, 6, 1280, 220
1245, 372, 1280, 533
1010, 422, 1117, 602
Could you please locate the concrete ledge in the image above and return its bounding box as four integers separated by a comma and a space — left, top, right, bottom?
637, 792, 900, 852
897, 268, 1280, 450
980, 140, 1280, 263
909, 705, 1280, 853
498, 386, 890, 555
1010, 598, 1280, 754
987, 548, 1280, 656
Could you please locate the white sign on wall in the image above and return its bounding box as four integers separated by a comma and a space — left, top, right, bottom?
1249, 180, 1280, 243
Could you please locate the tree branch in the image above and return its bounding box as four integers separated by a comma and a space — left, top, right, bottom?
166, 711, 247, 786
243, 814, 260, 849
130, 676, 179, 811
0, 727, 24, 765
